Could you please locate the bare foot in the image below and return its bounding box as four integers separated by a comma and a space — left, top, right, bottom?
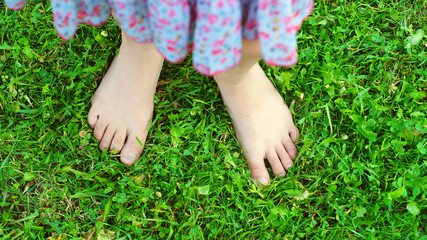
87, 33, 163, 165
215, 63, 299, 185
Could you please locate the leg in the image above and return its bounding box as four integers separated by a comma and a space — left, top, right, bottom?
88, 30, 164, 165
214, 39, 299, 185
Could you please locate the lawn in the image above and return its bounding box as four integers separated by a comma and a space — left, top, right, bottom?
0, 0, 426, 239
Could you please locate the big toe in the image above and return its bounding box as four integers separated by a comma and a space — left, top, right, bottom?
246, 153, 270, 186
120, 133, 145, 166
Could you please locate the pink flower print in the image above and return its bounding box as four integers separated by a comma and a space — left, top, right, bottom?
213, 38, 225, 47
221, 17, 233, 26
92, 5, 102, 17
131, 36, 141, 42
160, 0, 177, 6
259, 31, 270, 39
202, 24, 210, 33
168, 9, 176, 18
259, 0, 269, 10
128, 14, 138, 28
15, 1, 26, 8
212, 49, 222, 56
283, 15, 294, 24
245, 19, 257, 30
233, 22, 240, 33
264, 58, 275, 65
76, 9, 88, 19
149, 4, 159, 15
208, 14, 219, 24
167, 39, 179, 45
275, 43, 289, 52
62, 12, 72, 27
181, 1, 189, 8
197, 64, 210, 74
174, 23, 186, 31
158, 18, 171, 26
167, 46, 177, 52
270, 10, 280, 17
78, 1, 88, 10
138, 26, 146, 33
217, 0, 224, 8
284, 50, 297, 61
53, 11, 61, 24
116, 1, 126, 9
232, 47, 241, 59
226, 0, 237, 7
286, 24, 301, 34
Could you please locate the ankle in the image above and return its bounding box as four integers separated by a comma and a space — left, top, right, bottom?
120, 41, 162, 59
120, 33, 162, 59
215, 64, 255, 86
215, 62, 263, 89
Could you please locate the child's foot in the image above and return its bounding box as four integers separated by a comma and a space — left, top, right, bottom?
87, 35, 163, 165
215, 63, 299, 185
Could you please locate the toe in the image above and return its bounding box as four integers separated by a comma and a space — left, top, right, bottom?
276, 145, 294, 170
99, 126, 116, 151
266, 150, 287, 177
283, 137, 298, 160
87, 110, 99, 128
93, 118, 108, 142
289, 126, 300, 143
120, 133, 145, 166
110, 129, 127, 153
245, 152, 270, 185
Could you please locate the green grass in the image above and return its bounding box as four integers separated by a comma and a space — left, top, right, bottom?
1, 0, 426, 239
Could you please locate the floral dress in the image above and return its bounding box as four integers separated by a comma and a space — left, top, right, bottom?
4, 0, 313, 76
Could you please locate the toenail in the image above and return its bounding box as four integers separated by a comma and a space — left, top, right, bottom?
122, 154, 136, 165
278, 173, 286, 177
256, 177, 269, 185
285, 163, 293, 169
290, 152, 298, 160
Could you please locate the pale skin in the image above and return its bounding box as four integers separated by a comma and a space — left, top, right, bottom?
88, 31, 299, 185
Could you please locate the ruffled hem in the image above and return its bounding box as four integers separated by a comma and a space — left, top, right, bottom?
4, 0, 313, 76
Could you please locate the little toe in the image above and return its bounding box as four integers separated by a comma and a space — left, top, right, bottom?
120, 133, 145, 166
110, 129, 127, 153
283, 137, 298, 160
246, 153, 270, 185
93, 118, 108, 142
99, 126, 116, 151
276, 145, 294, 170
289, 126, 300, 143
266, 150, 287, 177
87, 110, 99, 128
